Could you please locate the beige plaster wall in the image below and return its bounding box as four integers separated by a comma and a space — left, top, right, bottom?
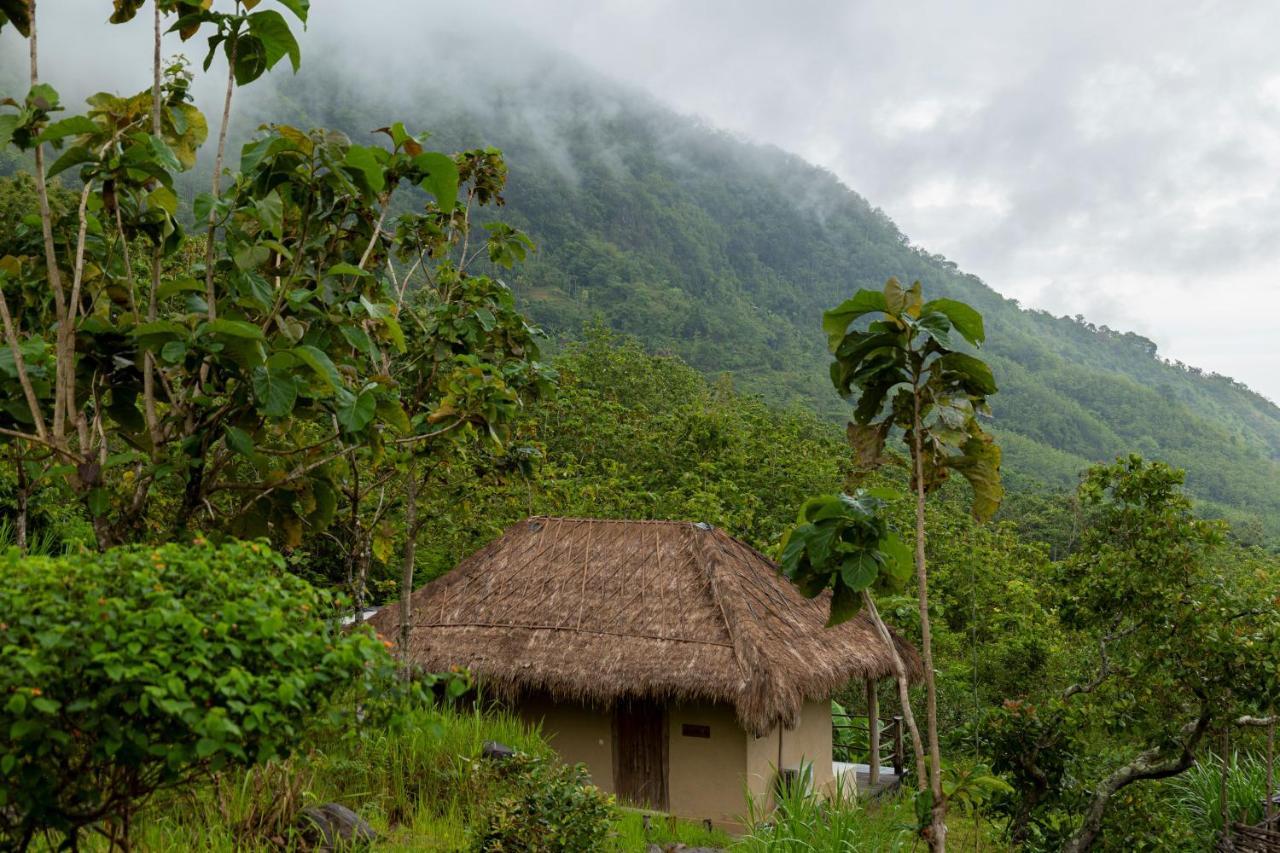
745, 699, 835, 809
514, 694, 615, 794
666, 701, 749, 829
514, 695, 836, 832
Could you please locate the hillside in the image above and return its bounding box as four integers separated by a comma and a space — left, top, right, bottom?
6, 41, 1280, 542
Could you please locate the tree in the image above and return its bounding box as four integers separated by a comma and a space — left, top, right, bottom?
778, 490, 930, 793
0, 2, 542, 556
1002, 456, 1280, 853
0, 540, 398, 851
822, 277, 1003, 851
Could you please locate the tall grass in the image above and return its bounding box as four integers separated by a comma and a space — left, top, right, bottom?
41, 702, 548, 852
1168, 752, 1274, 844
736, 771, 872, 852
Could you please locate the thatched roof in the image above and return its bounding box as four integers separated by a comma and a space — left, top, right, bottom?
367, 517, 922, 736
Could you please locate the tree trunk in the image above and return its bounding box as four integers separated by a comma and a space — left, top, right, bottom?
1061, 707, 1211, 853
143, 2, 163, 449
912, 392, 946, 852
397, 471, 419, 667
867, 677, 880, 785
28, 0, 70, 447
862, 591, 928, 790
203, 37, 237, 321
13, 444, 28, 553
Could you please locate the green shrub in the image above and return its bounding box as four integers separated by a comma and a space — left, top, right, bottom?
0, 540, 394, 849
470, 752, 616, 852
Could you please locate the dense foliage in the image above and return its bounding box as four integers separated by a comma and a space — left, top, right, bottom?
197, 50, 1280, 544
470, 752, 616, 852
0, 539, 394, 849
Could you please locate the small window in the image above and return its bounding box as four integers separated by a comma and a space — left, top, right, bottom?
681, 723, 711, 738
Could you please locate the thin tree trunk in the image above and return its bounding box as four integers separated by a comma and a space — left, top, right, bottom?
203, 37, 237, 321
27, 0, 69, 446
912, 392, 946, 852
1062, 707, 1211, 853
13, 443, 28, 553
0, 290, 47, 440
143, 1, 163, 447
862, 591, 928, 790
397, 470, 419, 665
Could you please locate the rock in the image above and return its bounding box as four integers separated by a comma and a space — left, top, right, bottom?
297, 803, 376, 851
481, 739, 515, 760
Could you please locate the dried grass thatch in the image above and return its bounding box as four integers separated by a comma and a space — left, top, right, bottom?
367, 517, 922, 736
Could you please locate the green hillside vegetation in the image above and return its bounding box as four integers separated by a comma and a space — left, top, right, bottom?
3, 44, 1277, 541
213, 55, 1280, 544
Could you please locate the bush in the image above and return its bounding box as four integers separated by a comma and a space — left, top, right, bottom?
470, 752, 616, 852
0, 540, 393, 849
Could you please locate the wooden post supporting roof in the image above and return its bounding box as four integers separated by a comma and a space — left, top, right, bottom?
866, 678, 880, 786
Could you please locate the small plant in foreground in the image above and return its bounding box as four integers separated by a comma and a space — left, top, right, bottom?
470, 752, 616, 852
0, 540, 395, 851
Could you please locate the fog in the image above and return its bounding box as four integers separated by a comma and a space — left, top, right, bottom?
4, 0, 1279, 401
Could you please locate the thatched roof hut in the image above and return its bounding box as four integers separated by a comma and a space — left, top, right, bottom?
368, 517, 921, 737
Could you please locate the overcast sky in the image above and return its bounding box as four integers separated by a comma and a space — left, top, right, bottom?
8, 1, 1280, 401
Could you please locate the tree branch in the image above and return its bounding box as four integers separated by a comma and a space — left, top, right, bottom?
1062, 699, 1213, 853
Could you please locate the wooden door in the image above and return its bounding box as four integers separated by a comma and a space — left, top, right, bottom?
613, 699, 668, 810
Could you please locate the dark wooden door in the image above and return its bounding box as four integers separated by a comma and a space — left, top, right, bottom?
613, 699, 668, 810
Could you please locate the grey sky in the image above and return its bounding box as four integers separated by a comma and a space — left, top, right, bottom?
7, 1, 1279, 400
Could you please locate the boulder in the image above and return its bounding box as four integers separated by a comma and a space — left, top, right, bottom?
297, 802, 376, 851
481, 740, 515, 760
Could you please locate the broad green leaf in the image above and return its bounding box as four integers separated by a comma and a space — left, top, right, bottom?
826, 580, 863, 627
247, 10, 301, 72
945, 431, 1004, 522
206, 319, 265, 340
414, 151, 459, 207
0, 0, 32, 37
132, 320, 186, 345
884, 278, 922, 318
840, 553, 879, 592
340, 325, 376, 360
823, 289, 887, 351
45, 145, 96, 179
878, 533, 913, 592
224, 426, 256, 458
343, 145, 385, 194
160, 341, 187, 364
380, 314, 406, 354
847, 421, 891, 470
293, 345, 342, 390
148, 185, 179, 216
923, 298, 985, 345
0, 115, 17, 150
232, 34, 269, 86
375, 398, 410, 435
109, 0, 145, 23
335, 387, 375, 433
156, 277, 204, 300
273, 0, 309, 22
35, 115, 97, 146
325, 262, 369, 278
251, 366, 297, 417
935, 352, 997, 396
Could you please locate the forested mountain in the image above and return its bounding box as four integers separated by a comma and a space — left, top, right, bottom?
7, 41, 1280, 542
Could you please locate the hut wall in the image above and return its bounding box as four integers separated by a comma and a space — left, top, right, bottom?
745, 699, 835, 807
666, 701, 749, 828
515, 694, 616, 794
